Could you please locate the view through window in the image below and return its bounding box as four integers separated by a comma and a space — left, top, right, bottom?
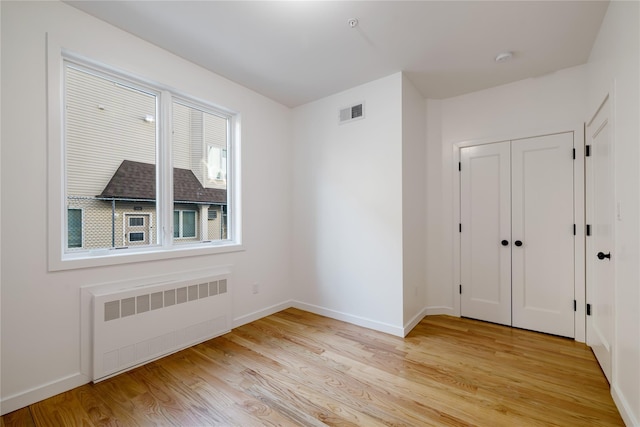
64, 62, 232, 254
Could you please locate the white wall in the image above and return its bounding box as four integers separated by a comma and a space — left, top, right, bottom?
291, 73, 405, 335
401, 75, 427, 330
425, 64, 588, 314
1, 1, 292, 413
587, 1, 640, 424
425, 99, 447, 313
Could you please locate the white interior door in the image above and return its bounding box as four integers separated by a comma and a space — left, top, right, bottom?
511, 133, 575, 337
460, 142, 511, 326
586, 97, 614, 383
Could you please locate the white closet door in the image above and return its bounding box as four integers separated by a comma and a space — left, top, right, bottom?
511, 133, 575, 337
460, 142, 511, 326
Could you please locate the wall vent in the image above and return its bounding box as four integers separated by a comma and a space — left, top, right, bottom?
88, 272, 231, 382
339, 102, 365, 124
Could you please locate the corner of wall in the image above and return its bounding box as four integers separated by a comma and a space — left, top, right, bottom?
401, 74, 427, 325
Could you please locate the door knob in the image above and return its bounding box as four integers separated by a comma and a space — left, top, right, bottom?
514, 240, 523, 247
501, 240, 509, 246
597, 251, 611, 260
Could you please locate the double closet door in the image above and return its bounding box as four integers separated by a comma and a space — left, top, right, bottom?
460, 133, 575, 338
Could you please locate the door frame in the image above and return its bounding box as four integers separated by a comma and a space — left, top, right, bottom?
451, 123, 586, 342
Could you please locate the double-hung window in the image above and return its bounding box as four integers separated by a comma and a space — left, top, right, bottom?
60, 55, 238, 264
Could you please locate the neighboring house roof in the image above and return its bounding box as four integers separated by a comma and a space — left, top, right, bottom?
99, 160, 226, 204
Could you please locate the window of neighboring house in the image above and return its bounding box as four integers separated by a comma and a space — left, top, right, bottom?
129, 217, 144, 227
207, 146, 227, 182
174, 210, 197, 239
57, 54, 238, 268
67, 208, 83, 249
128, 232, 145, 242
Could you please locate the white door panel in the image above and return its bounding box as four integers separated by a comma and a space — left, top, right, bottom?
460, 142, 511, 326
511, 134, 575, 337
586, 98, 614, 383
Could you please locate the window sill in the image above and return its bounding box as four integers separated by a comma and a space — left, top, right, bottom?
49, 242, 244, 272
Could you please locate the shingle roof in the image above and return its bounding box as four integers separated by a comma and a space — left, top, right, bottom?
99, 160, 226, 204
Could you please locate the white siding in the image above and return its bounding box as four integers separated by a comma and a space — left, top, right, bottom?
66, 66, 156, 197
172, 102, 191, 169
189, 107, 204, 185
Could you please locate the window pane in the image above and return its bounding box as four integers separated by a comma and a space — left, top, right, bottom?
172, 101, 229, 244
129, 232, 145, 242
68, 208, 82, 248
65, 64, 157, 251
129, 217, 144, 227
182, 211, 196, 238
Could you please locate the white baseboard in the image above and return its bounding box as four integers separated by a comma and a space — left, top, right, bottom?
403, 308, 428, 336
425, 306, 456, 316
232, 300, 293, 328
612, 383, 639, 427
291, 301, 404, 337
0, 372, 90, 416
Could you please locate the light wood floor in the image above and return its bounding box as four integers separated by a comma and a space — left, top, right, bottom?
1, 309, 623, 426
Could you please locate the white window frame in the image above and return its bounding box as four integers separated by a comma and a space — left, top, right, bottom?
47, 42, 243, 271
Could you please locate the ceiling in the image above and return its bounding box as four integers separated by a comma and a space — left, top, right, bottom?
65, 1, 609, 108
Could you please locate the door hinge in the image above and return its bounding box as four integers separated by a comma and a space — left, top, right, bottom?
586, 224, 591, 236
585, 145, 591, 157
572, 148, 576, 159
573, 224, 576, 235
459, 285, 462, 294
586, 303, 592, 316
574, 300, 577, 312
458, 162, 461, 171
459, 223, 462, 233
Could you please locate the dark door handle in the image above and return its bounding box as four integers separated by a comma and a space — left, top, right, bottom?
514, 240, 523, 247
597, 251, 611, 260
501, 240, 509, 246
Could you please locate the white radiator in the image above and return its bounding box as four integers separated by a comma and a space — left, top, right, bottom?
88, 270, 231, 382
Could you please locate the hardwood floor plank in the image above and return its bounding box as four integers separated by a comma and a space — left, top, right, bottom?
30, 390, 94, 427
197, 335, 379, 426
2, 310, 624, 426
235, 319, 464, 426
0, 407, 35, 427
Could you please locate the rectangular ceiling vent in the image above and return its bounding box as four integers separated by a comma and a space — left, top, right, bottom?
339, 102, 365, 124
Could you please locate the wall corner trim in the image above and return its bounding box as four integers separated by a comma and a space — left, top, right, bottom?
425, 306, 456, 316
403, 308, 428, 337
611, 383, 639, 427
291, 301, 404, 337
0, 372, 90, 416
232, 300, 293, 328
611, 383, 640, 426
